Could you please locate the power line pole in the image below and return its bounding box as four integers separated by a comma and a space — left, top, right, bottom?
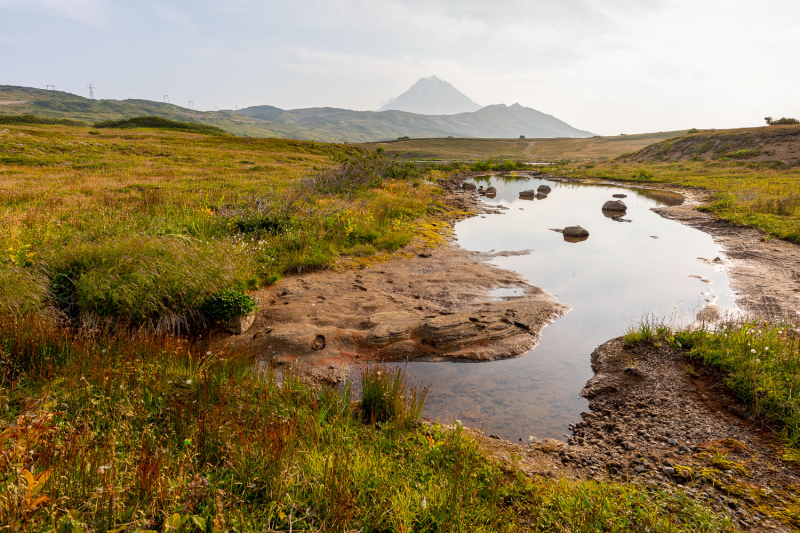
87, 84, 95, 99
46, 85, 55, 91
189, 101, 194, 110
163, 95, 170, 104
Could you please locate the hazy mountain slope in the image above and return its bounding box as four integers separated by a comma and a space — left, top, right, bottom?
378, 75, 482, 115
1, 85, 594, 142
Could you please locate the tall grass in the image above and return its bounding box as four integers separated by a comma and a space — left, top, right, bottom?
0, 317, 733, 531
625, 317, 800, 448
0, 126, 439, 328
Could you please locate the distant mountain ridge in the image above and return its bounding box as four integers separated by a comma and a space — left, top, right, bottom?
0, 85, 595, 142
378, 75, 482, 115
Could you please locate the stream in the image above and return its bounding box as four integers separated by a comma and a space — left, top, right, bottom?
393, 176, 737, 442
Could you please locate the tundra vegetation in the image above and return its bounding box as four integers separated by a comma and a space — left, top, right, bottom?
0, 122, 738, 530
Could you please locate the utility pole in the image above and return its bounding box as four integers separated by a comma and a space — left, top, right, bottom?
163, 95, 170, 104
189, 101, 194, 110
87, 84, 95, 99
46, 85, 55, 91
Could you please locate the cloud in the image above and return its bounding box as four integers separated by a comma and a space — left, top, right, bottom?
150, 3, 195, 31
0, 0, 110, 26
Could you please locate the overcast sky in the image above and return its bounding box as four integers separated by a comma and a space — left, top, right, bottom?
1, 0, 798, 135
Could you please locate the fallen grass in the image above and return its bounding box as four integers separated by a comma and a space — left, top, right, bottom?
555, 160, 800, 243
0, 317, 734, 531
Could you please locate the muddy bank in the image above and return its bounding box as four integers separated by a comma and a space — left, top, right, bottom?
472, 336, 799, 531
654, 195, 800, 323
213, 173, 569, 381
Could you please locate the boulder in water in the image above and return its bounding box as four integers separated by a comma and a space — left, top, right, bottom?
486, 186, 497, 194
519, 189, 536, 198
602, 200, 627, 212
563, 226, 589, 238
612, 193, 627, 198
537, 185, 552, 194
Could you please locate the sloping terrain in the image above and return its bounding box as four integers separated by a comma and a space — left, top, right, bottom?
618, 125, 800, 165
234, 103, 594, 141
360, 130, 688, 162
1, 85, 594, 142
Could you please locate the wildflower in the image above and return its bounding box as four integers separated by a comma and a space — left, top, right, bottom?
207, 351, 211, 355
765, 347, 769, 351
751, 349, 756, 353
186, 379, 192, 385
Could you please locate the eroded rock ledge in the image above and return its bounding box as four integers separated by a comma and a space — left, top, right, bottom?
215, 175, 570, 377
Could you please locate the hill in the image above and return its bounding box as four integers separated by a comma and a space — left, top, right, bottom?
617, 125, 800, 165
360, 130, 688, 162
0, 85, 594, 142
377, 75, 482, 115
234, 103, 594, 141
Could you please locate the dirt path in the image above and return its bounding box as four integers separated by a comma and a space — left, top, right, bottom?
523, 141, 538, 156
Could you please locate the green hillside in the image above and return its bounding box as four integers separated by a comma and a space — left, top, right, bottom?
0, 85, 594, 143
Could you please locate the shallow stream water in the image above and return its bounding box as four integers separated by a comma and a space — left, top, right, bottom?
393, 176, 737, 442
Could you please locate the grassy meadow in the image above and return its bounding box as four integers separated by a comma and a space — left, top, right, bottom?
359, 131, 688, 163
0, 122, 741, 531
0, 123, 442, 327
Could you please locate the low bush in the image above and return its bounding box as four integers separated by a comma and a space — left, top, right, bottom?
200, 289, 258, 321
0, 114, 86, 126
93, 116, 228, 135
44, 236, 257, 329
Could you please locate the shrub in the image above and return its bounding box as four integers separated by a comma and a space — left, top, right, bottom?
727, 148, 761, 159
44, 236, 257, 329
200, 289, 258, 321
0, 114, 86, 126
634, 168, 654, 180
765, 117, 800, 126
93, 116, 228, 135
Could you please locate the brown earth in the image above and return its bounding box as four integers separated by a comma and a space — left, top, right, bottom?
212, 173, 569, 382
618, 125, 800, 165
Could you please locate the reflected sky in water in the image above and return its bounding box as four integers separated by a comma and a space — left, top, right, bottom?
394, 177, 736, 442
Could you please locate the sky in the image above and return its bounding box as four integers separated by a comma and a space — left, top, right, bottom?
1, 0, 798, 135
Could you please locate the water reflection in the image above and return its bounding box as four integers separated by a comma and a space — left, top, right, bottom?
393, 177, 737, 442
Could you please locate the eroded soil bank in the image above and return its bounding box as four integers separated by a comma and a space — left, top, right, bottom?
213, 173, 569, 381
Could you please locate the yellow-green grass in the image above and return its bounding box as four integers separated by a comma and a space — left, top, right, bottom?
0, 124, 441, 326
626, 318, 800, 450
555, 160, 800, 243
359, 131, 688, 162
0, 316, 733, 532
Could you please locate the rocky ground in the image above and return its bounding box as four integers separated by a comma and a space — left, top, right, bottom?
212, 173, 569, 382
